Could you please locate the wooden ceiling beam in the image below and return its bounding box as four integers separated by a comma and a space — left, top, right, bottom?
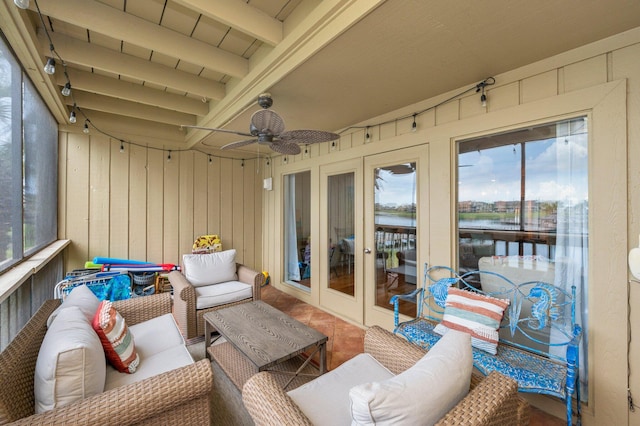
65, 91, 196, 127
60, 109, 188, 148
37, 31, 225, 101
32, 0, 248, 78
56, 69, 209, 116
173, 0, 283, 46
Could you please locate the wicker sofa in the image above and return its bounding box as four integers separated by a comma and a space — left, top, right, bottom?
0, 292, 213, 425
243, 325, 530, 426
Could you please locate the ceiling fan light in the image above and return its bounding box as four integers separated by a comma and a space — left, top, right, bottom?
13, 0, 29, 9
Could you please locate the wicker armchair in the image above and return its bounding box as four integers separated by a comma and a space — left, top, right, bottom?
243, 325, 530, 426
169, 263, 263, 339
0, 293, 213, 425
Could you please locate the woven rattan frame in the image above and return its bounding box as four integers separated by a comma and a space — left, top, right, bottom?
243, 325, 530, 426
169, 263, 264, 339
0, 294, 213, 425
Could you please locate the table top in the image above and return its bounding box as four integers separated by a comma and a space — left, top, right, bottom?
203, 301, 328, 371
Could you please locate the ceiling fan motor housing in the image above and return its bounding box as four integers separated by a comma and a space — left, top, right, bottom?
257, 93, 273, 109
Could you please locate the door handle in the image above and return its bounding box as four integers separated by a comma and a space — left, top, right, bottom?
364, 248, 372, 254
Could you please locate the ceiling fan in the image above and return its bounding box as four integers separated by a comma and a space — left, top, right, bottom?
181, 93, 340, 155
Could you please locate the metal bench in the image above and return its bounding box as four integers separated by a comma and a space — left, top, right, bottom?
391, 264, 582, 426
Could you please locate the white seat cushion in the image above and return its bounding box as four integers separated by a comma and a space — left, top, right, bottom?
195, 280, 253, 309
349, 329, 472, 426
129, 313, 185, 360
104, 344, 194, 390
35, 306, 106, 413
287, 353, 394, 426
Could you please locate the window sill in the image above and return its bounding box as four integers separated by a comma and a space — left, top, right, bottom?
0, 239, 71, 304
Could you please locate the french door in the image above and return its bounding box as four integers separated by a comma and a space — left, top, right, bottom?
363, 146, 428, 328
319, 158, 363, 323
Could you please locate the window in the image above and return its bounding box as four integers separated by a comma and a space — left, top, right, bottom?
457, 117, 588, 396
0, 34, 57, 273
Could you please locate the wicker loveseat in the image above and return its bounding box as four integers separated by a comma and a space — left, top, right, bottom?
243, 325, 530, 426
0, 292, 213, 425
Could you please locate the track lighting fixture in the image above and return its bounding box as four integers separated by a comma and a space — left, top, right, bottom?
83, 120, 90, 134
13, 0, 29, 9
43, 57, 55, 75
61, 82, 71, 96
411, 114, 417, 132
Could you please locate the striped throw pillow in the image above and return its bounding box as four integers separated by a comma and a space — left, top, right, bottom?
92, 300, 140, 373
433, 287, 509, 355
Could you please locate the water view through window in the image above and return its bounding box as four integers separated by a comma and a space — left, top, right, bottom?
457, 117, 589, 398
374, 163, 417, 315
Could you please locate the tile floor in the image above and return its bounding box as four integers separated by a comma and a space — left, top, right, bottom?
261, 283, 566, 425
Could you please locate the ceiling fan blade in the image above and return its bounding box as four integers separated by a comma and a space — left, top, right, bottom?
220, 139, 259, 150
180, 125, 252, 137
251, 110, 285, 135
278, 130, 339, 144
269, 142, 301, 155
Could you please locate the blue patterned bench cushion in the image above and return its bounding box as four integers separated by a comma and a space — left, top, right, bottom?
395, 318, 568, 398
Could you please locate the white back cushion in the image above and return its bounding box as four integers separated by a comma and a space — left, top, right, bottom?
35, 306, 106, 413
349, 329, 472, 426
47, 284, 100, 328
183, 249, 238, 287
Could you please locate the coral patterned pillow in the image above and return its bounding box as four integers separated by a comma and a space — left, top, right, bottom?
434, 287, 510, 355
92, 300, 140, 373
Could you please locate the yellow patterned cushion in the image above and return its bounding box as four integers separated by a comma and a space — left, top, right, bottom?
192, 234, 222, 253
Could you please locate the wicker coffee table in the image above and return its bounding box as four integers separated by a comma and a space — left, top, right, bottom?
204, 300, 328, 391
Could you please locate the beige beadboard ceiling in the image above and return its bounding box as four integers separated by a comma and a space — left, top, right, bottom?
1, 0, 640, 157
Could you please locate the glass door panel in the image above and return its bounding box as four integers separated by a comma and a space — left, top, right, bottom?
283, 171, 311, 292
319, 159, 363, 323
373, 164, 417, 312
365, 146, 427, 328
328, 172, 355, 295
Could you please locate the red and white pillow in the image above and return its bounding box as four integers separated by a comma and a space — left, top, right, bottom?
92, 300, 140, 373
